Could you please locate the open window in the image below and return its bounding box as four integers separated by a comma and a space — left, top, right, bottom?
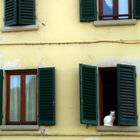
80, 64, 137, 126
99, 67, 117, 125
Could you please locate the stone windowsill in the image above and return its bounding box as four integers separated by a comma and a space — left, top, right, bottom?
0, 125, 39, 131
97, 126, 140, 132
1, 25, 39, 32
94, 19, 136, 26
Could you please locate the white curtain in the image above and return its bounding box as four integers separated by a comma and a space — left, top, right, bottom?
10, 75, 20, 121
25, 75, 36, 121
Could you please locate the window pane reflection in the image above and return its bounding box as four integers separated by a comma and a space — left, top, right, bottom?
10, 75, 20, 121
119, 0, 129, 19
103, 0, 113, 19
25, 75, 36, 122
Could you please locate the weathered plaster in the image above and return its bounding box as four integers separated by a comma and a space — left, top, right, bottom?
3, 59, 21, 70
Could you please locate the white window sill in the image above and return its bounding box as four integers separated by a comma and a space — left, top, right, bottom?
0, 125, 39, 131
1, 25, 39, 32
94, 19, 136, 26
97, 126, 140, 132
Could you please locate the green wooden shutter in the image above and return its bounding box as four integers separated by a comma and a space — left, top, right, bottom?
0, 70, 3, 125
38, 67, 55, 125
133, 0, 140, 19
4, 0, 17, 26
80, 0, 97, 21
79, 64, 98, 125
18, 0, 35, 25
117, 64, 137, 126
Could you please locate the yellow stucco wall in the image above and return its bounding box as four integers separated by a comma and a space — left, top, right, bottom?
0, 0, 140, 43
0, 0, 140, 140
0, 44, 140, 139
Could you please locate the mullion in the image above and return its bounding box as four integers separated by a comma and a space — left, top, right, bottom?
113, 0, 118, 19
20, 73, 25, 124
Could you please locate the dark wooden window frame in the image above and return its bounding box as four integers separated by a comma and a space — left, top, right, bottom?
6, 69, 37, 125
99, 0, 132, 20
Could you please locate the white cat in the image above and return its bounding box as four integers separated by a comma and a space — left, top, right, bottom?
103, 111, 115, 126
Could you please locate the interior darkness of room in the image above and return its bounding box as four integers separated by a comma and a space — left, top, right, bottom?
99, 68, 117, 125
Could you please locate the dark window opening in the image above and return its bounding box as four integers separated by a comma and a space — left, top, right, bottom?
99, 68, 117, 125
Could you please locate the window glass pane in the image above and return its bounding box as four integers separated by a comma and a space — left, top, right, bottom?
25, 75, 36, 122
103, 0, 113, 19
118, 0, 129, 19
10, 75, 20, 121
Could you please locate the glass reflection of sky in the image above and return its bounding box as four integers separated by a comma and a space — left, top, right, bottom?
119, 0, 128, 18
103, 0, 113, 15
119, 0, 128, 14
10, 75, 20, 89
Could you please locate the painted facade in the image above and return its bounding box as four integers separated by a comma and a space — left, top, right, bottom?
0, 0, 140, 140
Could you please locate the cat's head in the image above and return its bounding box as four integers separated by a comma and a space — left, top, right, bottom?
110, 111, 115, 116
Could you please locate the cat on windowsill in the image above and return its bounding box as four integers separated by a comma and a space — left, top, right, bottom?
103, 111, 115, 126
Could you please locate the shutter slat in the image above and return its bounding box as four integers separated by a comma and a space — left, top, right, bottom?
18, 0, 35, 25
38, 67, 55, 125
117, 64, 137, 126
80, 64, 98, 125
4, 0, 17, 26
133, 0, 140, 19
80, 0, 97, 21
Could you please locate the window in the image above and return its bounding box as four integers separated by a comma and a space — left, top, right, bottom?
99, 0, 132, 20
0, 67, 55, 126
80, 0, 140, 22
6, 70, 37, 124
79, 64, 137, 126
4, 0, 36, 26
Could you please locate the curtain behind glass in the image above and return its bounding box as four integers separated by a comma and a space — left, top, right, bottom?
25, 75, 36, 121
10, 75, 20, 121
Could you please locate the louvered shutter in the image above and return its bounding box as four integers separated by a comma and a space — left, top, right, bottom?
18, 0, 35, 25
80, 0, 97, 21
0, 70, 3, 125
38, 67, 55, 125
117, 64, 137, 126
80, 64, 98, 125
133, 0, 140, 19
4, 0, 17, 26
